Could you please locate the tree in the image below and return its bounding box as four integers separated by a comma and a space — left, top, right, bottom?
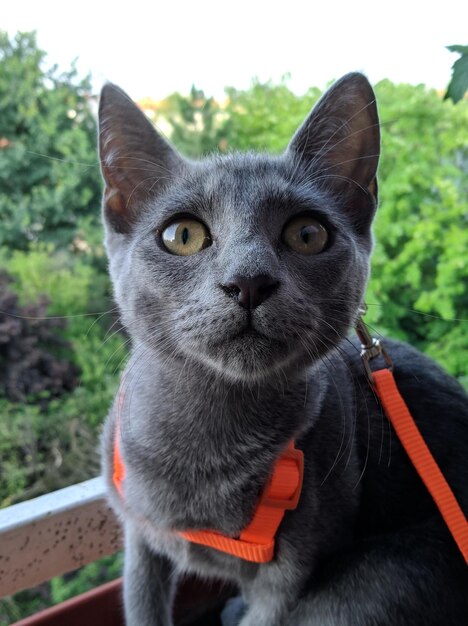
224, 78, 321, 153
364, 81, 468, 380
0, 31, 102, 251
155, 85, 228, 157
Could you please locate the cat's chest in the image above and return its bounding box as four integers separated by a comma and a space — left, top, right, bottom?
107, 359, 320, 554
116, 402, 285, 534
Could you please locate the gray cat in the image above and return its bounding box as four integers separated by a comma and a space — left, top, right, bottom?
99, 74, 468, 625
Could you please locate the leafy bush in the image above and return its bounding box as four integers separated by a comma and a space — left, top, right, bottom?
367, 80, 468, 379
157, 86, 229, 157
0, 31, 102, 251
224, 78, 321, 153
0, 270, 79, 403
0, 247, 127, 505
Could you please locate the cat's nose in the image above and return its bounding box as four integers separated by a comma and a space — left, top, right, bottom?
221, 274, 279, 310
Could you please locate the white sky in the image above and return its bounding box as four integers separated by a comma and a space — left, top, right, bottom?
3, 1, 467, 100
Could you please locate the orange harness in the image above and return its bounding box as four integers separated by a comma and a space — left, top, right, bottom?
113, 432, 303, 563
113, 322, 468, 565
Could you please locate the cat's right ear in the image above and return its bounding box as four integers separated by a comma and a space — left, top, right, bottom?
98, 84, 183, 234
286, 73, 380, 233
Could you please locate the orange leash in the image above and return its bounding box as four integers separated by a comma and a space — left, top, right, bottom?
372, 368, 468, 564
356, 314, 468, 565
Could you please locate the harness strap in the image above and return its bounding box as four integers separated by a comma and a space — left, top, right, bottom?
373, 368, 468, 564
180, 443, 303, 562
112, 423, 125, 498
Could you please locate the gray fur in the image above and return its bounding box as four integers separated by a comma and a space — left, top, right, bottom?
99, 74, 468, 625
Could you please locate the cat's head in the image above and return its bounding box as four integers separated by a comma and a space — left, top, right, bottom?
98, 73, 379, 383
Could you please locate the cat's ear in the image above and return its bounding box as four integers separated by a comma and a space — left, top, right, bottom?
287, 73, 380, 231
98, 84, 183, 234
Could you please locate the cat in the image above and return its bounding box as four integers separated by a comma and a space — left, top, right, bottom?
98, 73, 468, 625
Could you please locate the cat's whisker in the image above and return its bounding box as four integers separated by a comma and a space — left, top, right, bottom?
303, 313, 381, 483
307, 173, 369, 196
25, 149, 99, 168
102, 315, 126, 342
101, 154, 192, 183
0, 308, 117, 322
306, 153, 381, 182
125, 175, 170, 210
294, 329, 352, 484
304, 102, 378, 173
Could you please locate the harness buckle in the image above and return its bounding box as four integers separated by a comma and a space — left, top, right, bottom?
260, 447, 304, 510
355, 314, 394, 384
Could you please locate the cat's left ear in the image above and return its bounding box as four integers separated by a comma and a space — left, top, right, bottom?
287, 73, 380, 232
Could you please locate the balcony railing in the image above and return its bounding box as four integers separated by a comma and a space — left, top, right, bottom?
0, 479, 235, 625
0, 477, 122, 598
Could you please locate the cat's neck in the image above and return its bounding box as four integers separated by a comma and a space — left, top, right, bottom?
121, 343, 329, 454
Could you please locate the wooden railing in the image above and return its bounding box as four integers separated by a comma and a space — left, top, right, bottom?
0, 477, 122, 598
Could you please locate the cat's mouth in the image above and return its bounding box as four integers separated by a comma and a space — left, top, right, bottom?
209, 318, 275, 348
232, 326, 264, 340
197, 314, 299, 382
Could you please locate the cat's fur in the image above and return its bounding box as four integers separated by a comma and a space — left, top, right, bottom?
99, 74, 468, 625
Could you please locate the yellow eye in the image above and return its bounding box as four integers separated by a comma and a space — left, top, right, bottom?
161, 219, 211, 256
282, 216, 328, 255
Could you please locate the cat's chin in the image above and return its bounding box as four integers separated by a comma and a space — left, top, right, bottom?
195, 333, 308, 384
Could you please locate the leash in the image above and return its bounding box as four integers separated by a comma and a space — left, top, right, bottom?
356, 313, 468, 564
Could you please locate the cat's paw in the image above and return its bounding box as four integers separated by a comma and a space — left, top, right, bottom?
220, 596, 248, 626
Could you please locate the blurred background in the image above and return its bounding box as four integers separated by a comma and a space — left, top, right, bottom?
0, 1, 467, 622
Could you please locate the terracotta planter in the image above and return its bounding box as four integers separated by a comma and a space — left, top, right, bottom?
12, 576, 235, 626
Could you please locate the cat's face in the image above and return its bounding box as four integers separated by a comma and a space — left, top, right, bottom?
98, 74, 380, 382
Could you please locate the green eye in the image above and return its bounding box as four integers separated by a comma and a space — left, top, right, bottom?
161, 219, 211, 256
282, 216, 328, 255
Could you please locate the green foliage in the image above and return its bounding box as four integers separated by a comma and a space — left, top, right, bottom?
160, 86, 228, 157
366, 80, 468, 378
0, 396, 95, 506
0, 31, 127, 621
445, 45, 468, 103
224, 78, 321, 152
0, 586, 46, 626
0, 247, 127, 506
50, 553, 123, 604
5, 245, 94, 315
0, 31, 102, 251
161, 78, 321, 156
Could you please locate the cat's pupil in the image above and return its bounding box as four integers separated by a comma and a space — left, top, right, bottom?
182, 227, 189, 245
300, 228, 309, 244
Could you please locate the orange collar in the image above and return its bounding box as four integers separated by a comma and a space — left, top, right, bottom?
113, 425, 304, 563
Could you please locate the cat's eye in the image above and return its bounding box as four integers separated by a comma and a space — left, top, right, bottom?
282, 216, 328, 255
161, 219, 211, 256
